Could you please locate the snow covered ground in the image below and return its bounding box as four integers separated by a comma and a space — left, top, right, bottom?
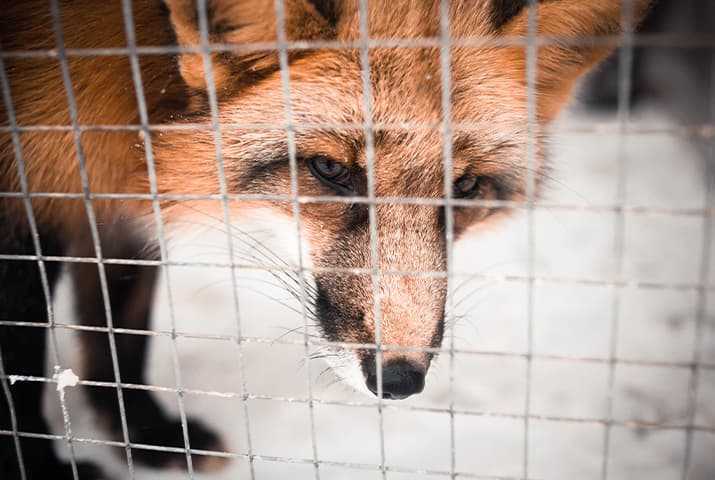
46, 103, 714, 480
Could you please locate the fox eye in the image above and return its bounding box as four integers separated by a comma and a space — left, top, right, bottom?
307, 156, 355, 195
454, 175, 493, 199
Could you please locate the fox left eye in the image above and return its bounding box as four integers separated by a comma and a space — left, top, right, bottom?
454, 175, 493, 199
307, 156, 356, 195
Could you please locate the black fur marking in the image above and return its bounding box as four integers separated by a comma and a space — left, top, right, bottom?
490, 0, 527, 29
307, 0, 339, 26
489, 0, 545, 30
437, 206, 446, 234
73, 234, 223, 469
314, 281, 370, 344
232, 155, 286, 194
359, 350, 376, 379
0, 219, 102, 479
314, 285, 340, 340
429, 312, 445, 351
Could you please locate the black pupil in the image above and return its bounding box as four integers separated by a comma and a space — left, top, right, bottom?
308, 156, 355, 195
456, 176, 479, 196
315, 158, 344, 179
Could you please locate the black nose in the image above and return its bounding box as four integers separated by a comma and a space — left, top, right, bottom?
365, 359, 425, 400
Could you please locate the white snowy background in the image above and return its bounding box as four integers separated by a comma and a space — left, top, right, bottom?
44, 101, 714, 480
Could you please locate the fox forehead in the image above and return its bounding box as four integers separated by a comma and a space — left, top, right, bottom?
218, 47, 529, 189
223, 38, 527, 126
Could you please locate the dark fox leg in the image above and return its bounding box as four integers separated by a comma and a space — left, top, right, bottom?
0, 219, 102, 479
72, 234, 224, 470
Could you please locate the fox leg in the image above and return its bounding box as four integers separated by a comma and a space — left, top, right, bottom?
72, 233, 224, 471
0, 218, 102, 479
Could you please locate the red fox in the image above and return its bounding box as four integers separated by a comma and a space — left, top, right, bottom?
0, 0, 650, 477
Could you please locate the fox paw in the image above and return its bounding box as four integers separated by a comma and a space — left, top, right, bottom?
130, 418, 228, 471
5, 460, 106, 480
57, 461, 107, 480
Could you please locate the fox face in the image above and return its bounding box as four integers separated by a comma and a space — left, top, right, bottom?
151, 0, 650, 398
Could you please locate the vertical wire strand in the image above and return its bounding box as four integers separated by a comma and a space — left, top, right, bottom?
356, 1, 387, 478
53, 365, 80, 480
272, 1, 322, 478
437, 1, 457, 478
47, 0, 135, 475
680, 49, 715, 480
0, 48, 82, 480
119, 1, 196, 475
193, 1, 256, 476
0, 345, 26, 480
601, 2, 636, 478
522, 1, 538, 477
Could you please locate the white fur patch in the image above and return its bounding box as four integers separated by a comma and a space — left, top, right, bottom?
164, 207, 370, 395
322, 349, 373, 397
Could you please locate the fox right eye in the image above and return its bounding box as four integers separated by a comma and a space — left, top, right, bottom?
454, 174, 497, 200
307, 156, 356, 195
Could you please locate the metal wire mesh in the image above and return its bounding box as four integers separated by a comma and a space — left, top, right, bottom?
0, 1, 713, 479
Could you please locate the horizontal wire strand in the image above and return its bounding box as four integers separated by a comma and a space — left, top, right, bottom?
1, 32, 714, 60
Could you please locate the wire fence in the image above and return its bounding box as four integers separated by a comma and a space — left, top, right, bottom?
0, 0, 713, 479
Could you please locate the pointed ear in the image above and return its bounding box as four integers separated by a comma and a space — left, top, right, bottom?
164, 0, 335, 93
500, 0, 651, 120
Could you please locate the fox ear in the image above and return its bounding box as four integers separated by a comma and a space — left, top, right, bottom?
499, 0, 651, 119
164, 0, 335, 93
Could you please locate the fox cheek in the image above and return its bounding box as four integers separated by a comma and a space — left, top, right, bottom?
313, 278, 371, 345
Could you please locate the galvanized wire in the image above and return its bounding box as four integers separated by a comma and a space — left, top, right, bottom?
1, 32, 714, 61
522, 1, 538, 477
355, 1, 388, 478
601, 2, 636, 478
47, 0, 135, 475
271, 0, 322, 478
438, 0, 457, 477
680, 48, 715, 480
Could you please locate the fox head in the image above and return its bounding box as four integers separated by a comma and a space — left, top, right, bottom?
155, 0, 650, 398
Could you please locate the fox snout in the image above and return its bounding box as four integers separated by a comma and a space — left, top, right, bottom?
310, 203, 447, 399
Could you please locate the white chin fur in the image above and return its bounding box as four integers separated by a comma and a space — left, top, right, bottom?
164, 208, 372, 395
322, 349, 373, 397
